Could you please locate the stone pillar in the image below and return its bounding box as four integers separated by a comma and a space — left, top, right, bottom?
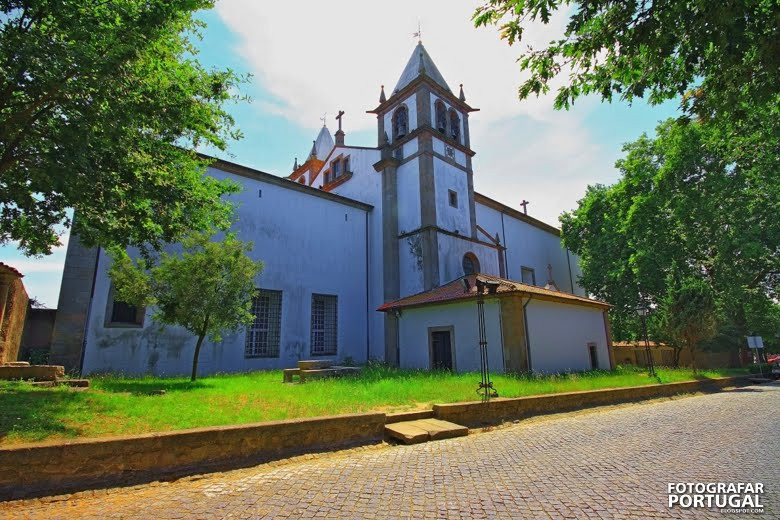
49, 232, 99, 373
375, 146, 401, 366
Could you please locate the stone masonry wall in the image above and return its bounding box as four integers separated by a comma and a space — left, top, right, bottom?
0, 275, 29, 364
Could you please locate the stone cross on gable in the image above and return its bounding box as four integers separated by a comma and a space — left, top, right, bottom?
520, 200, 530, 214
336, 110, 345, 131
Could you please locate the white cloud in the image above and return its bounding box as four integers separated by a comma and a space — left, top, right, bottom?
215, 0, 609, 226
5, 257, 65, 273
216, 0, 572, 132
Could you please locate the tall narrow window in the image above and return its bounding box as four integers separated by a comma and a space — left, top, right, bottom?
332, 159, 342, 177
392, 105, 408, 140
449, 109, 460, 142
311, 294, 337, 356
435, 100, 447, 134
343, 156, 350, 173
245, 289, 282, 358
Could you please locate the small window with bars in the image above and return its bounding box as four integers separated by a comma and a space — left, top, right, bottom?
105, 284, 144, 327
245, 289, 282, 358
310, 294, 337, 356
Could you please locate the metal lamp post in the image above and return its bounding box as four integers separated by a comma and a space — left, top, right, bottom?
636, 304, 656, 377
473, 278, 498, 401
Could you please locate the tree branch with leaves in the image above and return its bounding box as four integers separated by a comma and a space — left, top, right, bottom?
109, 231, 263, 381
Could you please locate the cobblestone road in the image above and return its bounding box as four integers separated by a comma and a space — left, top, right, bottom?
3, 383, 778, 519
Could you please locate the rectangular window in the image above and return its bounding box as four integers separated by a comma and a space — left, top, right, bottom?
521, 266, 536, 286
245, 289, 282, 358
310, 294, 337, 356
333, 159, 342, 177
448, 189, 458, 208
105, 285, 144, 327
343, 156, 350, 173
588, 343, 599, 369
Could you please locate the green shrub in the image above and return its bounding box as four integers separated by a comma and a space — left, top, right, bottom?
747, 363, 772, 374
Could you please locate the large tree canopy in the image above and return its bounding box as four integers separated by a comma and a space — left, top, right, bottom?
475, 0, 780, 352
473, 0, 780, 122
561, 120, 779, 347
1, 0, 246, 255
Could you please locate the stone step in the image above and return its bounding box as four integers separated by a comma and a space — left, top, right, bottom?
385, 418, 468, 445
386, 410, 435, 424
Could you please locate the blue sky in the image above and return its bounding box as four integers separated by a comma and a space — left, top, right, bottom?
1, 1, 678, 308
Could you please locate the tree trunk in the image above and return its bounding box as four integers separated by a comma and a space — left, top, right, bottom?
191, 333, 205, 382
672, 347, 681, 368
191, 315, 210, 382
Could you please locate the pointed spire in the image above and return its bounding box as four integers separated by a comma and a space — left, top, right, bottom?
312, 126, 334, 160
392, 42, 451, 95
293, 157, 299, 170
309, 140, 317, 159
459, 84, 466, 102
379, 85, 386, 103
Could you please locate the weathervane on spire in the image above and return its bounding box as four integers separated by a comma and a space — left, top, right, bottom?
320, 112, 327, 127
413, 21, 422, 42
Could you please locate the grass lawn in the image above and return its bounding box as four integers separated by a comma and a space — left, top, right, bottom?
0, 365, 746, 445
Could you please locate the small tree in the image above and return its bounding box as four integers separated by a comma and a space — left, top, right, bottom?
110, 232, 262, 381
659, 277, 718, 373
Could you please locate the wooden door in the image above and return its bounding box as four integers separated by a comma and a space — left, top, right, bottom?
431, 330, 453, 370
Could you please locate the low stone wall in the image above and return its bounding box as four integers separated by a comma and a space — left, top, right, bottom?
0, 412, 385, 500
0, 364, 64, 381
0, 377, 749, 501
433, 376, 749, 426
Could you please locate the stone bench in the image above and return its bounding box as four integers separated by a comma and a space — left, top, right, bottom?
283, 368, 300, 383
0, 365, 64, 381
282, 364, 362, 383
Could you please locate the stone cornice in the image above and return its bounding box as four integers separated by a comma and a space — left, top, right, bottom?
367, 75, 479, 115
398, 226, 504, 251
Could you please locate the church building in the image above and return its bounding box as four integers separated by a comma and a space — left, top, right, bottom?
50, 42, 613, 376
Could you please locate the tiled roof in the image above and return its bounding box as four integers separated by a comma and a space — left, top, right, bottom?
0, 262, 23, 277
378, 273, 609, 312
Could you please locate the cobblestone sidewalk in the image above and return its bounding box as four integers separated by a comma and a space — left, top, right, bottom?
3, 383, 778, 519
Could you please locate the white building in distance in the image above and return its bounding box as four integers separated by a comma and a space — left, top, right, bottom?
50, 42, 613, 376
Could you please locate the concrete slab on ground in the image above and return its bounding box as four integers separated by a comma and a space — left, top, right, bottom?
385, 418, 468, 444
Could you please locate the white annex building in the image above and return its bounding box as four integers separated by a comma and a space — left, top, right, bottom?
50, 43, 614, 376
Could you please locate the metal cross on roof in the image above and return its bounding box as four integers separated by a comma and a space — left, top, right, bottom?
413, 21, 421, 42
336, 110, 345, 131
320, 112, 327, 127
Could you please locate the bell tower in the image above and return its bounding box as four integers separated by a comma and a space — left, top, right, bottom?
371, 42, 479, 291
371, 42, 481, 365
